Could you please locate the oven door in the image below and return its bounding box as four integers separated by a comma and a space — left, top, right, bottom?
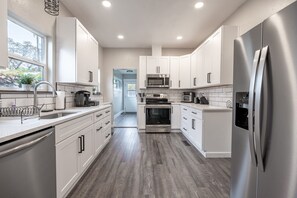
145, 105, 171, 132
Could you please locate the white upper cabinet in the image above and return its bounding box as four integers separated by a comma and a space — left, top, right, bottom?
169, 57, 180, 89
0, 0, 8, 68
138, 56, 147, 89
190, 50, 198, 88
56, 17, 99, 85
146, 56, 169, 75
198, 26, 238, 87
179, 55, 191, 89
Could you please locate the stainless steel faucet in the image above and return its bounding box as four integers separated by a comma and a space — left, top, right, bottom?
34, 81, 57, 108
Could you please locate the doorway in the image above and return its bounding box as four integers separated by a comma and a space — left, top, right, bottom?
113, 69, 137, 128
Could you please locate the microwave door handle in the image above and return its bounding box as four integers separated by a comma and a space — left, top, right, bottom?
248, 49, 261, 167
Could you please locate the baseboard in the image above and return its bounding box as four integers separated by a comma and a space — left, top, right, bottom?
114, 110, 124, 119
204, 152, 231, 158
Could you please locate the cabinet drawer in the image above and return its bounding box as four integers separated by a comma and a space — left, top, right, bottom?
102, 116, 111, 130
103, 107, 112, 118
190, 109, 202, 119
104, 128, 112, 143
181, 106, 189, 115
94, 110, 104, 123
55, 114, 93, 143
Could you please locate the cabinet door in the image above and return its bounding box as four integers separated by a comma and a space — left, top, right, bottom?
137, 105, 145, 129
76, 22, 90, 84
190, 51, 198, 88
171, 104, 180, 129
0, 0, 7, 68
179, 55, 191, 89
79, 125, 95, 173
94, 121, 104, 155
210, 31, 222, 85
158, 57, 169, 74
89, 36, 99, 85
196, 48, 204, 87
138, 56, 147, 89
146, 56, 158, 74
56, 133, 80, 198
169, 57, 180, 89
202, 41, 212, 86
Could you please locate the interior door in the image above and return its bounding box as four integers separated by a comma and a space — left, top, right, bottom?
124, 79, 137, 113
257, 3, 297, 198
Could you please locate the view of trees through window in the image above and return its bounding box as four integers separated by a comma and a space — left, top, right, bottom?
0, 19, 45, 88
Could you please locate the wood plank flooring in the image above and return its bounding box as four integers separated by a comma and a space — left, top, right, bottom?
114, 113, 137, 128
67, 128, 231, 198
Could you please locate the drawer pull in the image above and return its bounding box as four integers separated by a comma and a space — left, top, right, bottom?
183, 108, 187, 111
105, 110, 110, 113
192, 112, 197, 115
183, 128, 187, 131
78, 136, 83, 153
183, 117, 187, 120
96, 127, 103, 132
105, 134, 110, 138
96, 114, 103, 118
105, 121, 110, 125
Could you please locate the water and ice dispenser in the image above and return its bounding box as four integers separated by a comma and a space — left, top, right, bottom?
235, 92, 249, 130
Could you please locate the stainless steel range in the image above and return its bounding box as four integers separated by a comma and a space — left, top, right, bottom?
145, 94, 171, 133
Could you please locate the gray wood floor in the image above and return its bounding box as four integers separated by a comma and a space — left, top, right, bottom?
67, 128, 231, 198
114, 113, 137, 128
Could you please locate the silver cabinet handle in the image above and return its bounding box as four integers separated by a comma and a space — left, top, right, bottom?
89, 71, 93, 82
105, 133, 110, 138
207, 72, 211, 83
81, 135, 85, 152
0, 131, 53, 158
105, 110, 110, 113
183, 127, 187, 131
78, 136, 82, 153
192, 119, 195, 130
248, 49, 261, 167
192, 111, 197, 115
183, 117, 187, 120
179, 80, 181, 88
105, 121, 110, 125
96, 127, 103, 132
96, 114, 103, 118
194, 77, 197, 86
255, 46, 269, 171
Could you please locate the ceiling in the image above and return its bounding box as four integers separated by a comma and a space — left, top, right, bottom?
61, 0, 247, 48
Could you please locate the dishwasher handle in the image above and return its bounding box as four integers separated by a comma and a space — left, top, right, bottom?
0, 129, 53, 158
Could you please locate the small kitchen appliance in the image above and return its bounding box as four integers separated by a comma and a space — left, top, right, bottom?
182, 92, 195, 103
75, 90, 91, 107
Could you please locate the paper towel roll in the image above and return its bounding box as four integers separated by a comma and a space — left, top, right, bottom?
55, 91, 66, 110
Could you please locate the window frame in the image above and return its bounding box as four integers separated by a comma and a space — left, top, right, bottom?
0, 17, 48, 91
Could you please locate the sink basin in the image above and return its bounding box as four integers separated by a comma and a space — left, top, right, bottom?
40, 112, 78, 119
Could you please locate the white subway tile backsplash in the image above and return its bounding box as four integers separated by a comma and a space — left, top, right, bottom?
0, 99, 16, 107
1, 94, 28, 99
16, 98, 34, 106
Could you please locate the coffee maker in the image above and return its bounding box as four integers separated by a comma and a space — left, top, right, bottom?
75, 90, 91, 107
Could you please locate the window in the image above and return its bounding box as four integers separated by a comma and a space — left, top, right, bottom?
0, 19, 46, 88
127, 83, 136, 97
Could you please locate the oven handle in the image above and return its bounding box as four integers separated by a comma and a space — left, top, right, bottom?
145, 105, 171, 109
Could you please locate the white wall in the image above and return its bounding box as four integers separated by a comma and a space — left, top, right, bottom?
101, 48, 194, 102
223, 0, 296, 35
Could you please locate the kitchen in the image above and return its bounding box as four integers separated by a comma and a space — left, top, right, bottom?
0, 0, 297, 198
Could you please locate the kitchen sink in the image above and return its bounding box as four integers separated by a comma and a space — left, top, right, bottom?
40, 112, 78, 119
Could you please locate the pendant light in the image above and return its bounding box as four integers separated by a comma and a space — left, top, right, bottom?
44, 0, 59, 16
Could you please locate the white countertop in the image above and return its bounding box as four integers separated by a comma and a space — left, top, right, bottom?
0, 104, 111, 144
172, 102, 232, 112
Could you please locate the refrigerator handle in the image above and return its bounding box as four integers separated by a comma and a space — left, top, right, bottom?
248, 49, 261, 167
255, 46, 269, 172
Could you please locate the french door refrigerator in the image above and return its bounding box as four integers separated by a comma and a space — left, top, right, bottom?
231, 1, 297, 198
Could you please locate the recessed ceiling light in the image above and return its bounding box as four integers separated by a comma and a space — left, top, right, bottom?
118, 35, 124, 39
102, 0, 111, 8
176, 36, 183, 40
194, 2, 204, 9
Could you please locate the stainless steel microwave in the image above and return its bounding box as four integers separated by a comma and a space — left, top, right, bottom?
146, 74, 170, 88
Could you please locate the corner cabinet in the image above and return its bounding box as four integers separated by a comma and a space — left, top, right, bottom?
0, 0, 8, 68
56, 17, 99, 85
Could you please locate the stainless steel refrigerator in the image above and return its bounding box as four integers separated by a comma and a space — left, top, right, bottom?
231, 1, 297, 198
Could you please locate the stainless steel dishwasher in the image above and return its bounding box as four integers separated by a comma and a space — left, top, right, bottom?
0, 127, 56, 198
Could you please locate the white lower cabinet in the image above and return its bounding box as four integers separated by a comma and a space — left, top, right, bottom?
56, 106, 112, 198
137, 105, 146, 130
180, 105, 232, 158
171, 104, 180, 129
